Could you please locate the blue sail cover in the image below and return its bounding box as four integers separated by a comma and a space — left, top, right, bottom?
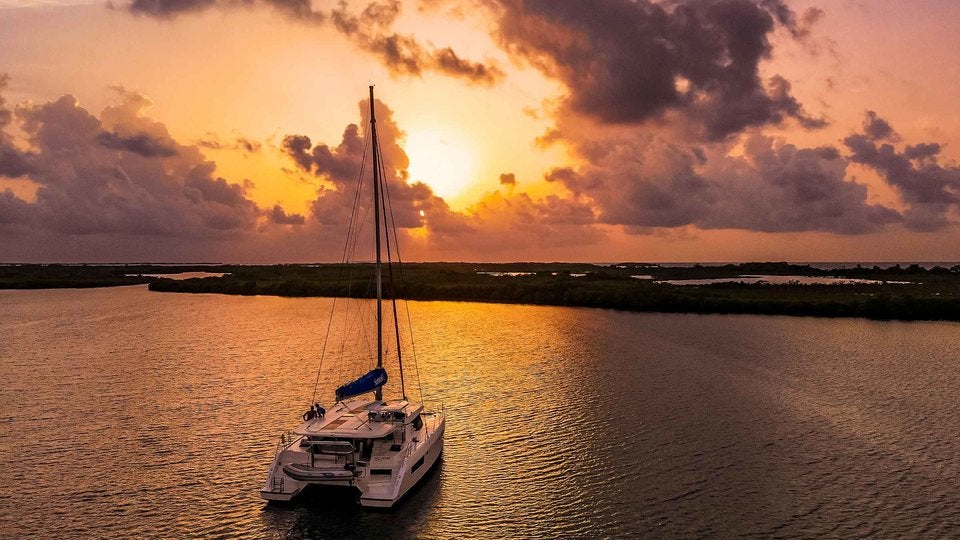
335, 367, 388, 401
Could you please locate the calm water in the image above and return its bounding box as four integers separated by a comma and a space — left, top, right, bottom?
2, 286, 959, 538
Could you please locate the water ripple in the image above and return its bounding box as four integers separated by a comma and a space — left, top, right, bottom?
2, 288, 960, 537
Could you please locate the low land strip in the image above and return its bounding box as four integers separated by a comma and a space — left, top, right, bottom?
5, 262, 958, 321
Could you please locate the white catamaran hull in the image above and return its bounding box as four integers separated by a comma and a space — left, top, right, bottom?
260, 404, 444, 508
360, 417, 444, 508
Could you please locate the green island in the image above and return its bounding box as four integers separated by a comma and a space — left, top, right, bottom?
5, 262, 960, 321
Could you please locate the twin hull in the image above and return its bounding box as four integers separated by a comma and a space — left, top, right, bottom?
261, 408, 444, 508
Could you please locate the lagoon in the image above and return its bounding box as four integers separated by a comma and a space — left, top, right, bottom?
1, 286, 958, 537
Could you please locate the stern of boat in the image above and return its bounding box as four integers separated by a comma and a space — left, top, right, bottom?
359, 409, 445, 508
260, 433, 308, 502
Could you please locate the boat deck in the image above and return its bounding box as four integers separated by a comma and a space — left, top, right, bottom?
294, 398, 422, 438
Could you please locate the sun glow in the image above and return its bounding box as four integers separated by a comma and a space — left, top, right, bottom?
404, 129, 476, 200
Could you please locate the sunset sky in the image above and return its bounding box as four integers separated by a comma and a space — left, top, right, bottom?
2, 0, 960, 262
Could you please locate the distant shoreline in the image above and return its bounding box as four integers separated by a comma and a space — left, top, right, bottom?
5, 262, 958, 322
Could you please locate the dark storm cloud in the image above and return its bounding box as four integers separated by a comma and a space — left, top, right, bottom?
124, 0, 502, 85
0, 189, 32, 225
197, 135, 262, 154
260, 0, 324, 20
862, 110, 897, 141
845, 112, 960, 231
488, 0, 824, 139
0, 84, 305, 242
0, 140, 32, 178
126, 0, 216, 17
281, 134, 314, 171
127, 0, 323, 21
0, 74, 10, 128
0, 74, 33, 178
267, 204, 306, 225
544, 110, 960, 237
97, 130, 178, 157
330, 2, 504, 85
432, 47, 504, 85
546, 132, 900, 234
464, 1, 912, 237
904, 143, 940, 161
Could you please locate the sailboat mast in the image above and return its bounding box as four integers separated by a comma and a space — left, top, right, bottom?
370, 86, 384, 402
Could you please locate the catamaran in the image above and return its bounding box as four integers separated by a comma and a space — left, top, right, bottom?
260, 86, 445, 508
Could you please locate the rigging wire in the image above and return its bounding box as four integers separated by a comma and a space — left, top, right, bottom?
381, 149, 406, 280
378, 137, 425, 405
404, 299, 425, 404
336, 135, 379, 392
310, 124, 370, 405
311, 90, 429, 408
376, 147, 407, 400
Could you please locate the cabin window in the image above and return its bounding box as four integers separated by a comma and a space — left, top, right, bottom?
411, 456, 425, 473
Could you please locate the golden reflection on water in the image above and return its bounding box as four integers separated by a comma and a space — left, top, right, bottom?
2, 286, 960, 537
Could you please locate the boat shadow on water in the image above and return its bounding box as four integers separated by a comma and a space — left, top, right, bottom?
259, 456, 445, 537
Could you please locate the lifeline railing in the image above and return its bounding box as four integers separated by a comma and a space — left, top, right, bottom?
274, 431, 300, 456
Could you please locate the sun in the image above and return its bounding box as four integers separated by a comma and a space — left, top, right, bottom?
403, 129, 476, 200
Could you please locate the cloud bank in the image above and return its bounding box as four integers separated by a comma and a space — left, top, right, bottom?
0, 84, 301, 252
6, 0, 960, 262
0, 81, 604, 260
845, 113, 960, 232
479, 1, 959, 237
488, 0, 825, 139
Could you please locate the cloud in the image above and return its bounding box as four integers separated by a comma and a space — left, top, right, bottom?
904, 143, 940, 161
0, 74, 33, 179
197, 134, 262, 154
0, 189, 33, 225
330, 1, 504, 85
845, 112, 960, 231
281, 96, 607, 255
127, 0, 217, 18
544, 128, 900, 235
0, 82, 302, 249
861, 110, 897, 141
9, 92, 259, 235
97, 130, 178, 157
449, 1, 914, 238
498, 172, 515, 185
790, 7, 825, 40
267, 204, 306, 225
0, 145, 30, 178
537, 108, 960, 237
281, 98, 471, 238
235, 137, 262, 154
124, 0, 503, 86
127, 0, 324, 21
487, 0, 825, 139
446, 190, 602, 255
432, 47, 504, 85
